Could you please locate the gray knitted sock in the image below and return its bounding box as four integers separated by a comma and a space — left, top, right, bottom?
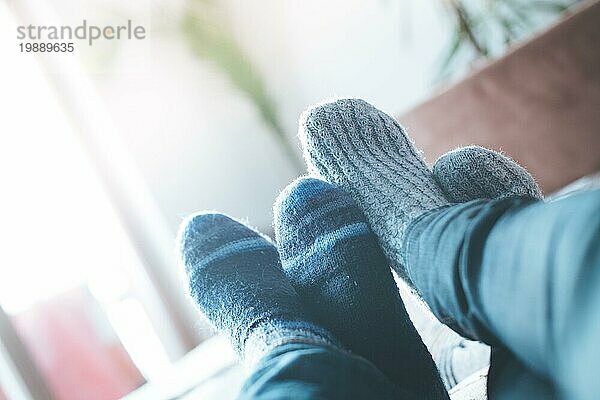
299, 98, 449, 285
433, 146, 543, 202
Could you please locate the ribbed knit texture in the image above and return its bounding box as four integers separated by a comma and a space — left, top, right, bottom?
177, 212, 339, 366
274, 177, 449, 399
299, 98, 449, 285
433, 146, 543, 202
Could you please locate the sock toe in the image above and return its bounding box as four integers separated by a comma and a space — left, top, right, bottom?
299, 98, 423, 188
274, 177, 362, 256
433, 146, 543, 202
274, 177, 332, 224
179, 213, 273, 275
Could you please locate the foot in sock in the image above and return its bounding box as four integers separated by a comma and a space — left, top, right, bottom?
299, 98, 449, 285
177, 212, 338, 366
275, 177, 448, 399
432, 146, 543, 202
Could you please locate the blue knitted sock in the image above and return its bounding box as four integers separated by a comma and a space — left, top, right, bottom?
178, 213, 339, 365
433, 146, 543, 202
274, 177, 448, 399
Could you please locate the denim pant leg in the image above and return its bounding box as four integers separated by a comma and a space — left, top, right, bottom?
404, 189, 600, 399
239, 343, 427, 400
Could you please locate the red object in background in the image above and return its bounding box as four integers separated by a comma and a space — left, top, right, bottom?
12, 287, 144, 400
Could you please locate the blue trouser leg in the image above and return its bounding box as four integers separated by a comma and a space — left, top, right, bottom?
404, 189, 600, 399
239, 343, 421, 400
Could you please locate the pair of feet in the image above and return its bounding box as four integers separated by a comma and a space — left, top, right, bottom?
300, 98, 541, 285
178, 99, 541, 394
179, 178, 448, 397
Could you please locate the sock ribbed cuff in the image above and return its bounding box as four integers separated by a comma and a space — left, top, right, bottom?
243, 320, 342, 367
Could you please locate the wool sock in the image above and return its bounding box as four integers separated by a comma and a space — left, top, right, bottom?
299, 98, 449, 285
433, 145, 543, 202
178, 212, 339, 366
274, 177, 448, 399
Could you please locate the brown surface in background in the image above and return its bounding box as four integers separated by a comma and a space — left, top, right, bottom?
400, 0, 600, 194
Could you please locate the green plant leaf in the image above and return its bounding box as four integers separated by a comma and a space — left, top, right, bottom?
181, 1, 303, 171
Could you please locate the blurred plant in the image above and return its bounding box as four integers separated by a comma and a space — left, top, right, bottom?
181, 0, 303, 171
181, 0, 585, 163
440, 0, 584, 77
